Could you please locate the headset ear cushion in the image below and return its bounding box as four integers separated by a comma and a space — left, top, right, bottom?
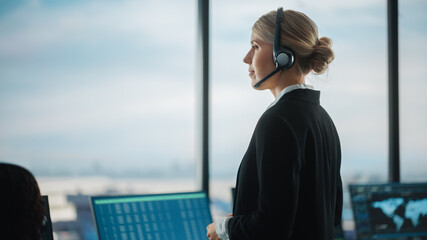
276, 52, 290, 66
276, 48, 295, 70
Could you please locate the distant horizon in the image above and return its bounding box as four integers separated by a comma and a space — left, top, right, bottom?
30, 166, 427, 184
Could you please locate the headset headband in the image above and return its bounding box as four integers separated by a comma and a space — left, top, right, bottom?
273, 7, 295, 70
274, 7, 284, 60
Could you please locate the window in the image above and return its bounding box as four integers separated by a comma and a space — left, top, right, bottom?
399, 0, 427, 182
0, 0, 196, 238
210, 0, 394, 231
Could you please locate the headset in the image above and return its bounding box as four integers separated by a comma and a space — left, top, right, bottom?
253, 7, 295, 88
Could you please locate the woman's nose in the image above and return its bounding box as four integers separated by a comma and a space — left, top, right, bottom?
243, 50, 252, 64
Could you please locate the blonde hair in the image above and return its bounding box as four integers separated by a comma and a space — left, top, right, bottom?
252, 9, 334, 75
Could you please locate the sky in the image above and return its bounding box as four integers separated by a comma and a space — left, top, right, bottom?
0, 0, 426, 182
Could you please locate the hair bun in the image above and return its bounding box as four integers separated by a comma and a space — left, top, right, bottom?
309, 37, 334, 74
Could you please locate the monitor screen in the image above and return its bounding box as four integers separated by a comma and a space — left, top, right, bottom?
41, 195, 54, 240
349, 182, 427, 240
91, 191, 212, 240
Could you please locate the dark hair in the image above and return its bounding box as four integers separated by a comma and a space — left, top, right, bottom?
0, 163, 45, 240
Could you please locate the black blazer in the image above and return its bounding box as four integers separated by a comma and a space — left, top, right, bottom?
228, 89, 342, 240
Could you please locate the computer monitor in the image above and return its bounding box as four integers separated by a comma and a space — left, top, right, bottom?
41, 195, 54, 240
91, 191, 212, 240
349, 182, 427, 240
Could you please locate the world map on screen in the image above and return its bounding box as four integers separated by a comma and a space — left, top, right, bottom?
370, 198, 427, 232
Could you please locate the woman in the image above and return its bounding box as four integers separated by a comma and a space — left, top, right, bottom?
207, 7, 342, 240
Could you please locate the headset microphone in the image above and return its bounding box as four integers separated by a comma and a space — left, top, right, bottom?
253, 68, 281, 88
253, 7, 295, 88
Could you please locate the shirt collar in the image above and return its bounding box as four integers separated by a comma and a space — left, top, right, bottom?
267, 84, 315, 109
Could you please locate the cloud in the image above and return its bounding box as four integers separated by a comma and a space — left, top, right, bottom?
0, 0, 195, 56
0, 71, 195, 136
212, 0, 385, 30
